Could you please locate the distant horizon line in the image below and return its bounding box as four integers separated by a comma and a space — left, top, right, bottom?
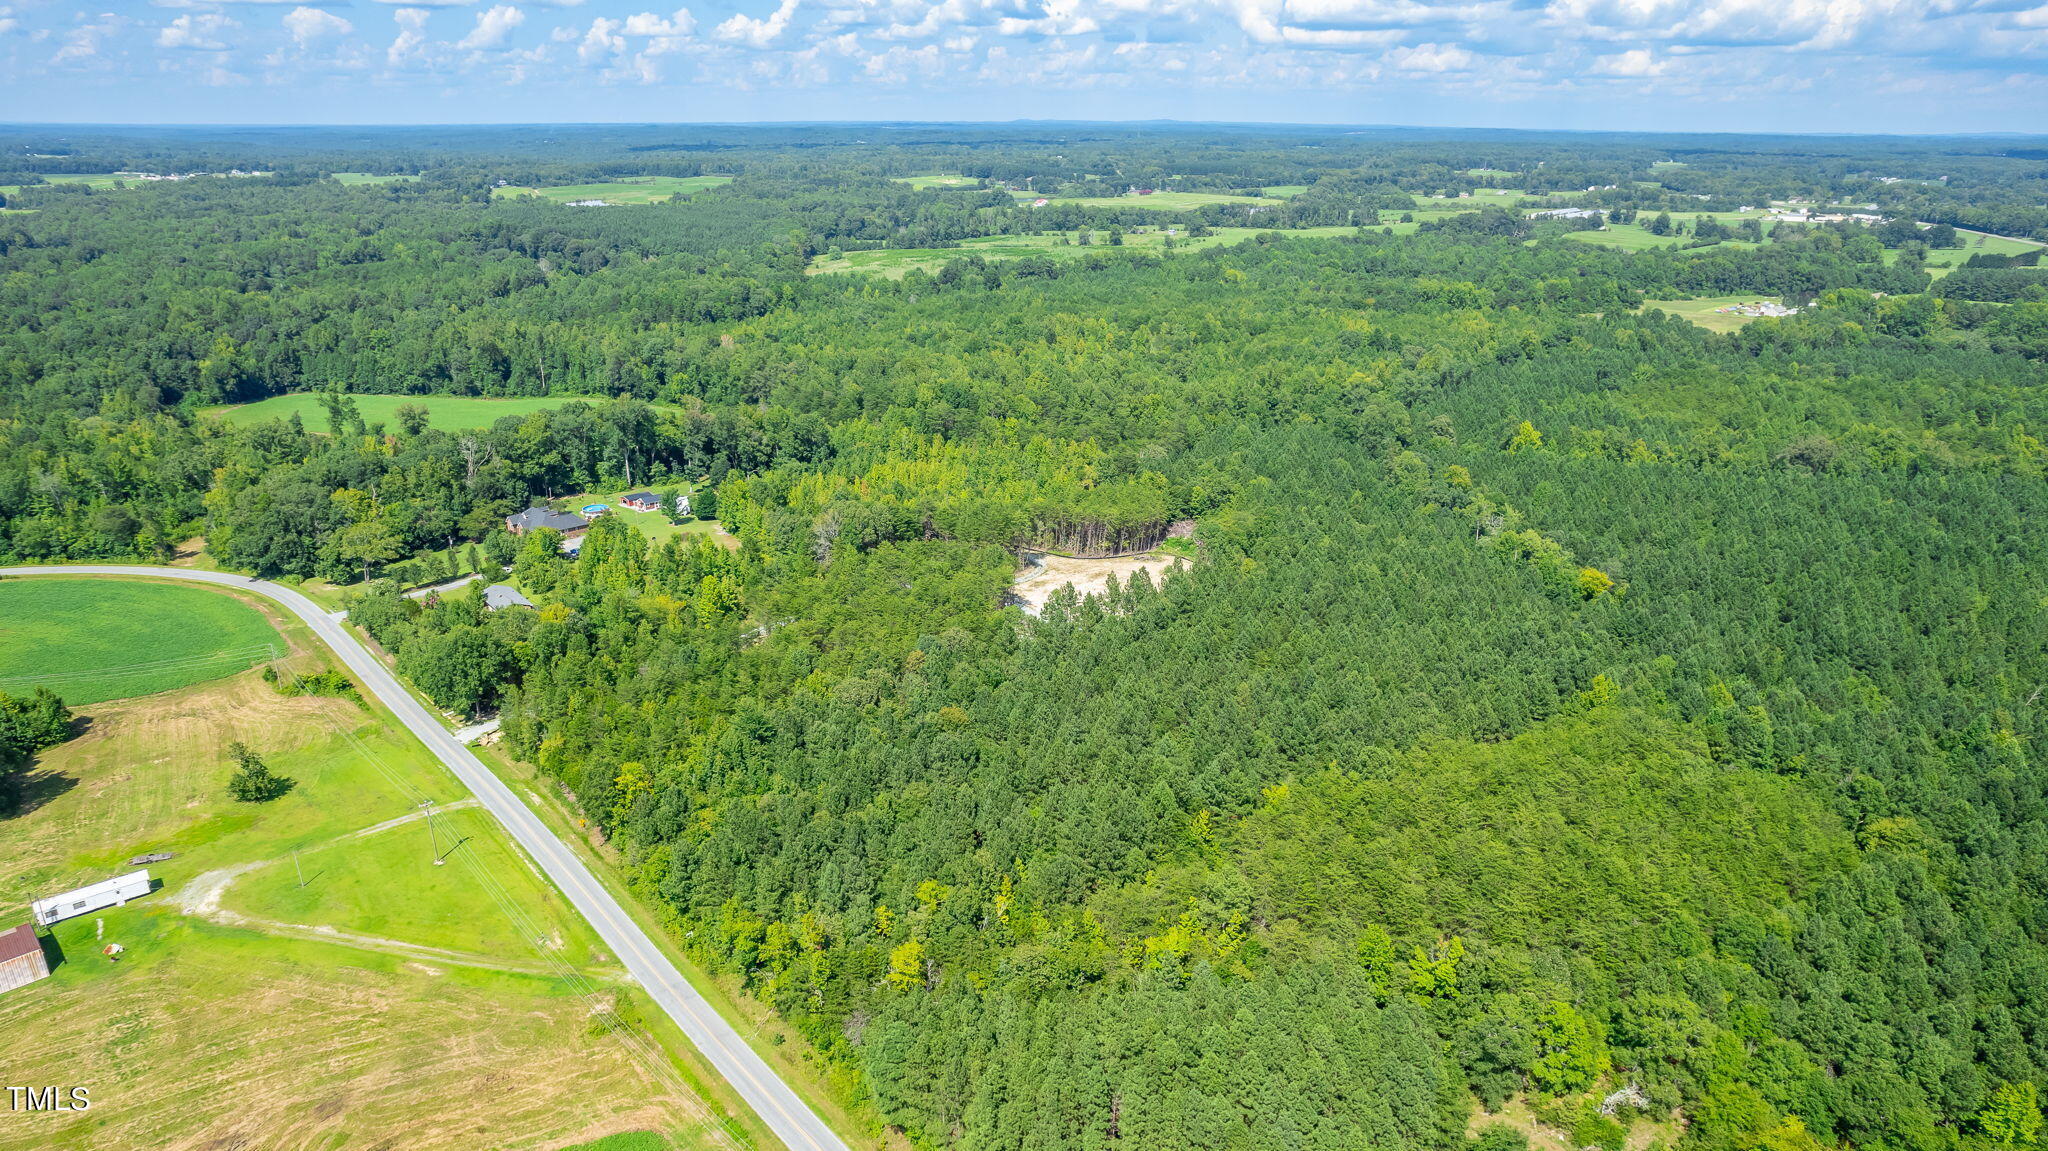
5, 118, 2048, 141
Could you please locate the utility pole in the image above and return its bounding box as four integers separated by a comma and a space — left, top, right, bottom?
294, 850, 306, 889
426, 800, 446, 866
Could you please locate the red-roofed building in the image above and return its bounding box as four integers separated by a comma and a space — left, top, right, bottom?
0, 923, 49, 994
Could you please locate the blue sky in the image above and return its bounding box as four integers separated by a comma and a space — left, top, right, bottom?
2, 0, 2046, 130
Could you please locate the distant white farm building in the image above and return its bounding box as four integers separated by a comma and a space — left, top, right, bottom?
0, 924, 50, 994
32, 870, 152, 927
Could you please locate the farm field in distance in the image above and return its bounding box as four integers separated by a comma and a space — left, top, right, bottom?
332, 171, 419, 185
0, 579, 733, 1151
892, 173, 981, 189
1015, 189, 1275, 210
0, 579, 281, 705
490, 175, 734, 204
809, 224, 1363, 276
204, 392, 650, 432
1639, 295, 1798, 333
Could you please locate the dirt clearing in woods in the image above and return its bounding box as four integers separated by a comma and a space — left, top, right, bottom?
1010, 551, 1186, 616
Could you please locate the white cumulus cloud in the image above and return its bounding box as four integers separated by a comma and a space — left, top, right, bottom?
283, 5, 352, 44
458, 3, 526, 48
718, 0, 800, 46
388, 5, 432, 64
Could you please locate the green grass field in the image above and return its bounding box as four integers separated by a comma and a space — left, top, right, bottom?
894, 173, 981, 189
204, 392, 637, 432
1017, 189, 1271, 211
810, 225, 1363, 278
228, 801, 608, 964
1561, 218, 1772, 252
1639, 295, 1795, 333
1416, 188, 1531, 206
0, 173, 127, 196
490, 176, 734, 205
0, 583, 738, 1150
0, 579, 281, 705
557, 490, 723, 547
1262, 185, 1310, 198
1936, 229, 2046, 262
333, 171, 419, 185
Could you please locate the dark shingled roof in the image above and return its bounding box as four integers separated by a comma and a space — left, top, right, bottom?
507, 508, 589, 533
0, 923, 40, 964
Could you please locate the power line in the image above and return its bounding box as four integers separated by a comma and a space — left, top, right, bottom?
273, 654, 731, 1143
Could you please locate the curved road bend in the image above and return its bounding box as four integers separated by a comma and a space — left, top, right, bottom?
2, 566, 848, 1151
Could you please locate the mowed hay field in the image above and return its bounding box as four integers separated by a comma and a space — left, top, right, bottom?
491, 176, 734, 205
0, 579, 280, 705
204, 391, 637, 432
0, 580, 740, 1150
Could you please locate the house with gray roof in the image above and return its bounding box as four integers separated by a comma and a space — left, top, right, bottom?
505, 507, 589, 538
484, 584, 535, 611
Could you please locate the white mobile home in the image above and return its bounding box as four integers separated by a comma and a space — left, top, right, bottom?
32, 870, 152, 926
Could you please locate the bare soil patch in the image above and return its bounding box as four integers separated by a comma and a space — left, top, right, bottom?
1009, 551, 1187, 616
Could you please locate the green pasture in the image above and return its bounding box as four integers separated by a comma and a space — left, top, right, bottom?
0, 587, 731, 1149
810, 225, 1362, 278
1562, 218, 1769, 252
1016, 189, 1271, 211
0, 579, 281, 705
556, 489, 717, 547
491, 175, 733, 205
228, 802, 606, 964
1262, 185, 1310, 198
1639, 295, 1794, 334
895, 174, 981, 189
205, 392, 633, 432
0, 173, 126, 196
1416, 188, 1531, 206
333, 172, 419, 185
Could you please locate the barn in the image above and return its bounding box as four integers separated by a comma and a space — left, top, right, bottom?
32, 870, 153, 926
0, 924, 50, 994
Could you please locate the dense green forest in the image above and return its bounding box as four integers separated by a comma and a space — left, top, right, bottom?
4, 124, 2048, 1151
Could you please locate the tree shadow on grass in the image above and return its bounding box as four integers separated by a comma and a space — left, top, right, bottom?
2, 765, 79, 820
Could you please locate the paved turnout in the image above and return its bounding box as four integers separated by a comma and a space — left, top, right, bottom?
2, 566, 848, 1151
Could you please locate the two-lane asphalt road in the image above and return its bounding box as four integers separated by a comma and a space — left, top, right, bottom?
2, 566, 849, 1151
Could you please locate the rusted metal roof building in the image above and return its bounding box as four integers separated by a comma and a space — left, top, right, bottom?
0, 924, 50, 994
